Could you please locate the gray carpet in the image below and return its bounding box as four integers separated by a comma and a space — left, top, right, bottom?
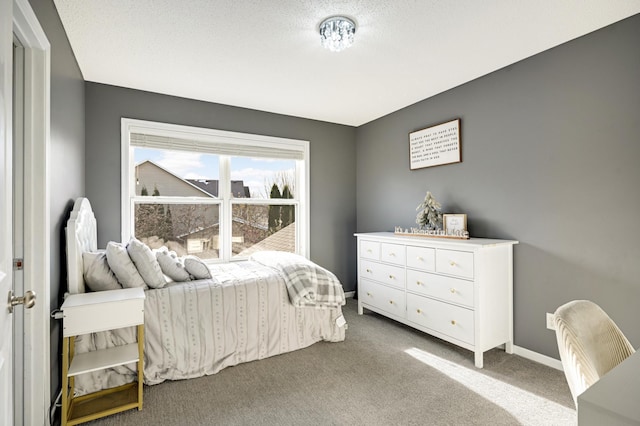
85, 299, 576, 425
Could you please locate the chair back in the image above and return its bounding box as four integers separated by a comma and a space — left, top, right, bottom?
554, 300, 635, 406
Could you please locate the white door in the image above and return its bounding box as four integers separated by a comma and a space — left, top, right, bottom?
11, 0, 51, 422
1, 0, 15, 424
2, 1, 50, 423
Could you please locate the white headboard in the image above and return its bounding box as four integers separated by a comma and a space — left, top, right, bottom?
65, 197, 97, 294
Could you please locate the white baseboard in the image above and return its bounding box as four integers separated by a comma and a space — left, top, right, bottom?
513, 345, 563, 371
344, 291, 355, 299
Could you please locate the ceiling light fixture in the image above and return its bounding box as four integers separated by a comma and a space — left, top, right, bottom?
319, 16, 356, 52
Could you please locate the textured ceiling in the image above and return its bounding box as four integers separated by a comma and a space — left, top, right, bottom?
54, 1, 639, 126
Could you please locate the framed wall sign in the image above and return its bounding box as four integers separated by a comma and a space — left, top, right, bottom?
409, 118, 461, 170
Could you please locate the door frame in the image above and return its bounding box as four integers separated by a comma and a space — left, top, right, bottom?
12, 0, 51, 424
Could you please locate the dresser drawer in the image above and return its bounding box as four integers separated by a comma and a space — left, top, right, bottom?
406, 270, 474, 308
360, 279, 406, 318
381, 243, 405, 265
360, 259, 405, 289
407, 294, 474, 345
360, 240, 380, 260
406, 246, 436, 271
436, 249, 474, 279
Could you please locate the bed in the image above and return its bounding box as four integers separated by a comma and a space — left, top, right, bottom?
65, 198, 346, 394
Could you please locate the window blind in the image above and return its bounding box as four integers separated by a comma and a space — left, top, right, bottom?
130, 133, 304, 160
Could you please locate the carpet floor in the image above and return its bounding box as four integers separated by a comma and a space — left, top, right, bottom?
83, 298, 575, 425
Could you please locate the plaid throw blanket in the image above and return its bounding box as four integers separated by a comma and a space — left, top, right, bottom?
250, 251, 346, 308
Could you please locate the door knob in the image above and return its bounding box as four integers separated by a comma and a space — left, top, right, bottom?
8, 290, 36, 313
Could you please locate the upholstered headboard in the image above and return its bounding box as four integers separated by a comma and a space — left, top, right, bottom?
65, 197, 97, 294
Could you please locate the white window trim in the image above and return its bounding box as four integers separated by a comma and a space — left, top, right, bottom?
121, 118, 310, 260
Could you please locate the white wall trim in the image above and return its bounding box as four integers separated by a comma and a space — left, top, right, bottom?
13, 0, 51, 424
512, 345, 563, 371
344, 291, 355, 299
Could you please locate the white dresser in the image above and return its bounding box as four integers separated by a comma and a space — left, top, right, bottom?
355, 232, 518, 368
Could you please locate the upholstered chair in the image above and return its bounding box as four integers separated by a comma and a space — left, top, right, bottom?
554, 300, 635, 406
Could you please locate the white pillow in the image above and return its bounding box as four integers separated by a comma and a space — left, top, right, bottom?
106, 242, 148, 289
156, 249, 191, 282
127, 238, 166, 289
82, 251, 122, 292
184, 255, 212, 280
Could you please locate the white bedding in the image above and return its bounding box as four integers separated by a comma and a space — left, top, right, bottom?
73, 261, 346, 394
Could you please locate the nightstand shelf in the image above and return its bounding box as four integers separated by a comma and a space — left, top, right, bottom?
61, 287, 145, 426
68, 343, 140, 376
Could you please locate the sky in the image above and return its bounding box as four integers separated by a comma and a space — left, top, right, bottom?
134, 147, 295, 198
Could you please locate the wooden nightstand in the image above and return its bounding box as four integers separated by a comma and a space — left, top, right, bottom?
60, 287, 145, 425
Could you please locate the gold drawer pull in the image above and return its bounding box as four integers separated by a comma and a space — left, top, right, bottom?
417, 256, 423, 261
366, 268, 372, 273
416, 281, 423, 286
449, 261, 457, 267
389, 275, 395, 279
389, 300, 394, 305
366, 249, 372, 252
416, 309, 422, 314
450, 288, 456, 294
366, 292, 372, 297
389, 252, 396, 257
451, 320, 456, 326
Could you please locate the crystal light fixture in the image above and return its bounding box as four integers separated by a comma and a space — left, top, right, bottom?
319, 16, 356, 52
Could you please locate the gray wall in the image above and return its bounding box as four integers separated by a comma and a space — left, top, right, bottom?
84, 83, 357, 289
29, 0, 85, 403
356, 14, 640, 359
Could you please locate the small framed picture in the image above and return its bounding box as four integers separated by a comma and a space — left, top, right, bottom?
443, 214, 467, 235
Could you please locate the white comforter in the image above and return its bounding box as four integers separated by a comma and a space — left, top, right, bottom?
74, 261, 346, 394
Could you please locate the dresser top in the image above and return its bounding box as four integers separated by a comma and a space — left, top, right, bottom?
354, 232, 518, 248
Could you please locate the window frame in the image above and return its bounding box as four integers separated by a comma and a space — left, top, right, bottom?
121, 118, 310, 261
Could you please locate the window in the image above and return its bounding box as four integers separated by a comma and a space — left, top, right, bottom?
122, 119, 309, 262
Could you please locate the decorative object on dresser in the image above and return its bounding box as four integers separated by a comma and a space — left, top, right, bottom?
399, 191, 469, 239
443, 214, 468, 237
409, 118, 461, 170
415, 190, 443, 230
355, 232, 518, 368
394, 226, 470, 240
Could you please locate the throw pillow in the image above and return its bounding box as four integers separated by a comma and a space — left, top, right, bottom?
106, 241, 148, 289
156, 249, 191, 282
82, 251, 122, 291
184, 255, 212, 280
127, 238, 166, 289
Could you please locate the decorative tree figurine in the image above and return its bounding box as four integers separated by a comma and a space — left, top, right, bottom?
416, 191, 443, 230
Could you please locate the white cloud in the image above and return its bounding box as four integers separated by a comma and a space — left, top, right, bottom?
230, 167, 275, 181
156, 152, 204, 177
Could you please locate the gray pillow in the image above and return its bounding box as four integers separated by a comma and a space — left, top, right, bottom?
106, 241, 148, 289
184, 255, 212, 280
82, 251, 122, 292
156, 249, 191, 282
127, 238, 166, 289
